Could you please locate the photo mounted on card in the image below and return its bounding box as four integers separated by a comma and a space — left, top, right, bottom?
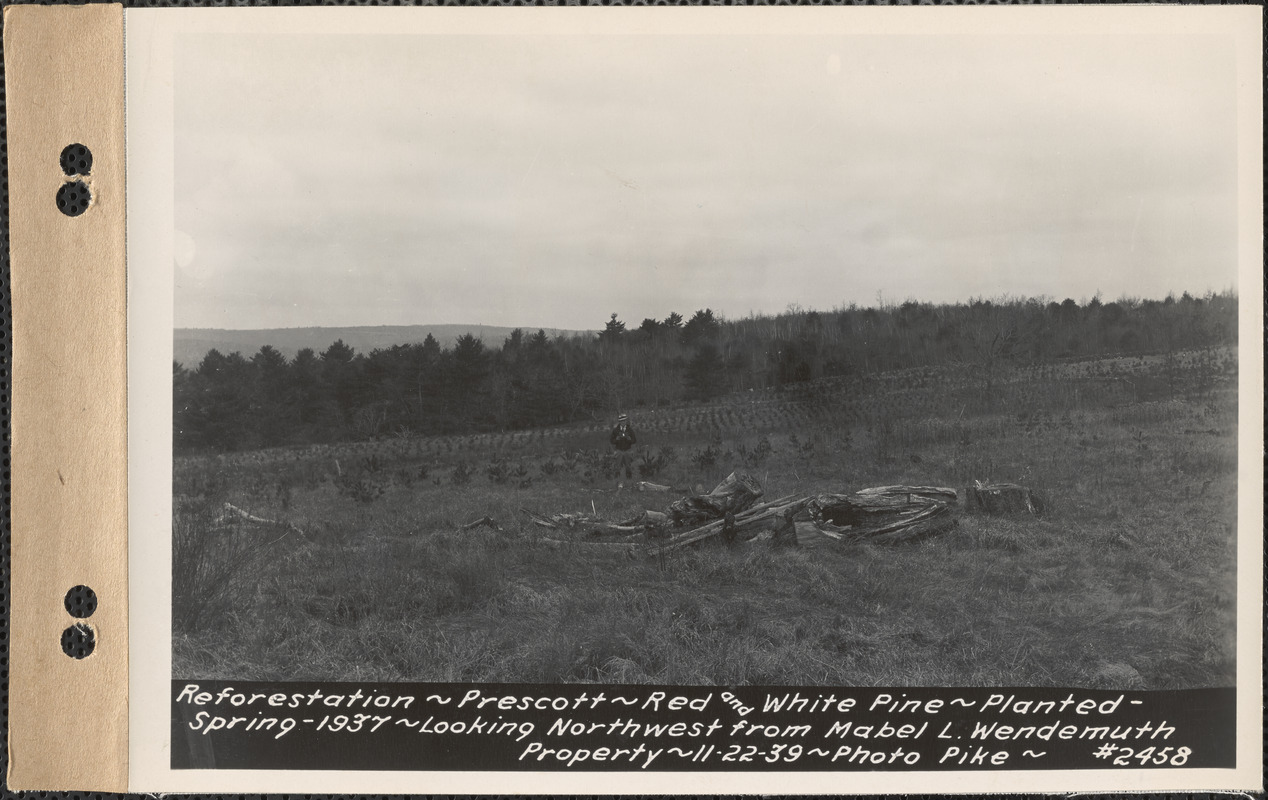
124, 6, 1263, 794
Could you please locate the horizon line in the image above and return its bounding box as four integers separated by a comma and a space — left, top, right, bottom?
175, 286, 1239, 333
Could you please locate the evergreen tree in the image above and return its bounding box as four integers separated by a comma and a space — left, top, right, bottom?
683, 308, 719, 344
599, 313, 626, 343
420, 333, 441, 361
320, 339, 363, 430
252, 345, 293, 446
450, 334, 490, 426
528, 329, 551, 352
194, 350, 257, 450
288, 347, 340, 440
637, 318, 662, 338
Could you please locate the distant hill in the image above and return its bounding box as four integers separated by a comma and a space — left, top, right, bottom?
174, 324, 592, 368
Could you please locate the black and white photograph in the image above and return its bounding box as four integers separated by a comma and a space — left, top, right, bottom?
124, 6, 1261, 791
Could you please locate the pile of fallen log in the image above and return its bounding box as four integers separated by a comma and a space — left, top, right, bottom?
522, 507, 670, 537
666, 472, 764, 526
806, 486, 958, 545
641, 484, 961, 554
518, 474, 1049, 557
643, 493, 808, 555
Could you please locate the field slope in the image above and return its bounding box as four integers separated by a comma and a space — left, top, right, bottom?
173, 349, 1238, 688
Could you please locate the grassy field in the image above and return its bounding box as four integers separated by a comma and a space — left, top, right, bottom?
173, 348, 1238, 688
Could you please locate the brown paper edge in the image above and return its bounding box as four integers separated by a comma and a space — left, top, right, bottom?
4, 3, 128, 791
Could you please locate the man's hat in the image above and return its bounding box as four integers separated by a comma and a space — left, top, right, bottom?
618, 413, 628, 422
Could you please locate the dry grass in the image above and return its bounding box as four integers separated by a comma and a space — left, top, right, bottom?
173, 351, 1238, 689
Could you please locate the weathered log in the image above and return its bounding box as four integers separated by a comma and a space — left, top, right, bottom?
735, 512, 799, 550
825, 503, 951, 541
648, 496, 808, 555
867, 513, 958, 545
584, 509, 673, 537
810, 487, 955, 525
218, 502, 282, 527
612, 510, 670, 528
216, 503, 305, 538
852, 486, 958, 506
808, 486, 958, 543
662, 494, 802, 545
521, 508, 559, 529
642, 510, 670, 526
667, 471, 764, 526
524, 509, 610, 529
964, 483, 1041, 515
461, 516, 502, 532
636, 481, 674, 493
590, 525, 642, 535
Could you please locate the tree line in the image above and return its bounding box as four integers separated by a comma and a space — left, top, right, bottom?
174, 291, 1237, 453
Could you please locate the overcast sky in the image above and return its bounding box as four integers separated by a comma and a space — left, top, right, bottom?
174, 31, 1239, 330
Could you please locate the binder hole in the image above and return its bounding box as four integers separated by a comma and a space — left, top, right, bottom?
59, 143, 93, 176
61, 623, 95, 659
56, 181, 91, 217
65, 585, 98, 619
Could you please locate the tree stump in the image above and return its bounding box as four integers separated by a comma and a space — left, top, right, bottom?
965, 483, 1042, 515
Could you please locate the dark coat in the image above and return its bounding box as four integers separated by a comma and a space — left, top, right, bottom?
609, 423, 636, 451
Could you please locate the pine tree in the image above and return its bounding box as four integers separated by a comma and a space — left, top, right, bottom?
599, 313, 626, 343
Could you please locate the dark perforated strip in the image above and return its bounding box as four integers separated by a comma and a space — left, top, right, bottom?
0, 18, 12, 789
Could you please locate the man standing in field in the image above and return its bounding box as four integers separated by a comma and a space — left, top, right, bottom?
609, 413, 637, 480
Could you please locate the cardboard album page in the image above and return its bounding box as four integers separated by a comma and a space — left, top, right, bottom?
5, 4, 128, 791
10, 3, 1264, 793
